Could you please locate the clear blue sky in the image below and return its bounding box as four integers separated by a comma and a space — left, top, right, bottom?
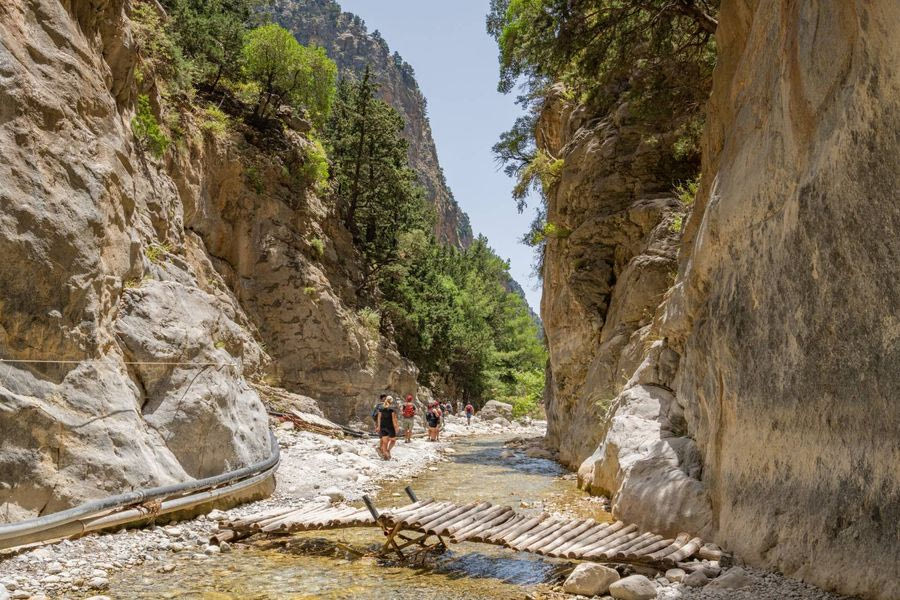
336, 0, 542, 311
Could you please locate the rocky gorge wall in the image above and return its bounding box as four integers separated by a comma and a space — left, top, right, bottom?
545, 2, 900, 598
0, 0, 416, 520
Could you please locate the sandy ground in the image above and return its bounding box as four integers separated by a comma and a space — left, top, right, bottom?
0, 414, 542, 599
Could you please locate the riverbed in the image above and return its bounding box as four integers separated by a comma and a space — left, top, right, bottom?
103, 435, 610, 599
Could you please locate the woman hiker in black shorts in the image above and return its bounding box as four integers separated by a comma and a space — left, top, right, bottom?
376, 395, 399, 459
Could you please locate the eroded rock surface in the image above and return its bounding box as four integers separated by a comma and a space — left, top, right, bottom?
547, 2, 900, 598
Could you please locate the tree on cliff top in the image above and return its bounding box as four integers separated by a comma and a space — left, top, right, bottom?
243, 23, 337, 126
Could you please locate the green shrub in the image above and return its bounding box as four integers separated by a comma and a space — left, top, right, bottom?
245, 165, 264, 194
358, 307, 381, 334
670, 214, 684, 233
674, 177, 699, 207
130, 1, 193, 98
302, 137, 330, 192
309, 238, 325, 258
200, 104, 230, 138
132, 95, 170, 158
146, 241, 172, 263
302, 286, 318, 298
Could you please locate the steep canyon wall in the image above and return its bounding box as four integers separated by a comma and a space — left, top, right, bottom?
0, 0, 416, 520
544, 2, 900, 598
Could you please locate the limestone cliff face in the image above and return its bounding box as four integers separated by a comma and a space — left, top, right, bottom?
0, 0, 415, 520
539, 85, 687, 470
270, 0, 474, 249
554, 2, 900, 598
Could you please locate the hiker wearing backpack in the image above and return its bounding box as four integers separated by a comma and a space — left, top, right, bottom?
400, 394, 416, 443
465, 402, 474, 426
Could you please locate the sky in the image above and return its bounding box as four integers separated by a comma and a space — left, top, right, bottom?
336, 0, 543, 311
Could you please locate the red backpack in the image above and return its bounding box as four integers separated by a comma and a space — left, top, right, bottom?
402, 403, 416, 418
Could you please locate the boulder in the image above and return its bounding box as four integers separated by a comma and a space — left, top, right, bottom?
478, 400, 513, 420
608, 574, 657, 600
682, 570, 709, 588
706, 567, 751, 591
562, 563, 620, 596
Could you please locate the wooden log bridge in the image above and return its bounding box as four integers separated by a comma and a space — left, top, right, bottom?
216, 487, 713, 568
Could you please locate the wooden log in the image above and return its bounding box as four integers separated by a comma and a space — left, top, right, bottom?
568, 523, 636, 558
264, 503, 344, 532
582, 529, 640, 559
447, 504, 507, 538
424, 502, 491, 536
552, 522, 610, 556
491, 514, 547, 545
384, 500, 432, 520
441, 502, 498, 537
646, 533, 691, 561
662, 536, 703, 564
612, 531, 656, 558
563, 521, 626, 558
479, 514, 526, 543
627, 536, 673, 559
254, 504, 330, 531
398, 502, 452, 527
528, 518, 591, 554
507, 517, 564, 549
697, 545, 722, 561
620, 533, 664, 558
225, 506, 296, 529
418, 502, 480, 533
453, 508, 516, 542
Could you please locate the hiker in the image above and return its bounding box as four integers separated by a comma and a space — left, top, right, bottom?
376, 395, 399, 459
400, 394, 416, 443
426, 402, 440, 441
465, 402, 474, 426
372, 393, 387, 432
435, 402, 444, 440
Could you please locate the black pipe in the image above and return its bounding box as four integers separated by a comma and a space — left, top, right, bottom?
362, 495, 380, 520
0, 430, 280, 544
404, 486, 418, 503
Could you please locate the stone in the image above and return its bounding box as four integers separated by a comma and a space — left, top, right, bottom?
85, 597, 113, 600
525, 447, 555, 460
706, 567, 751, 591
219, 542, 232, 553
608, 574, 657, 600
87, 577, 109, 590
664, 569, 685, 583
499, 450, 514, 459
46, 562, 63, 575
157, 564, 176, 574
682, 571, 709, 588
478, 400, 513, 420
203, 545, 220, 555
0, 584, 8, 600
11, 592, 29, 600
562, 563, 620, 596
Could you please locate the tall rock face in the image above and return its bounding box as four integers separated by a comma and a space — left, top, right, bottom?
558, 2, 900, 598
270, 0, 474, 249
0, 0, 416, 520
539, 85, 687, 470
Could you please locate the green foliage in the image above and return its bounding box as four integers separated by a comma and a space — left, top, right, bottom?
325, 69, 431, 288
511, 150, 564, 207
379, 233, 546, 402
303, 286, 318, 298
670, 214, 684, 233
245, 165, 264, 193
200, 104, 230, 138
358, 307, 381, 335
488, 0, 718, 216
675, 177, 699, 207
243, 24, 337, 125
159, 0, 266, 90
146, 241, 172, 263
130, 1, 193, 98
497, 369, 545, 419
301, 137, 330, 192
309, 237, 325, 257
131, 95, 170, 158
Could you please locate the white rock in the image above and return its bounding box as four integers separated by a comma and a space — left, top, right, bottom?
207, 509, 227, 521
707, 567, 751, 590
203, 545, 220, 555
665, 568, 685, 583
563, 563, 620, 596
609, 574, 657, 600
157, 564, 176, 573
163, 526, 183, 538
0, 584, 8, 600
46, 562, 63, 575
85, 596, 113, 600
90, 569, 107, 579
219, 542, 232, 553
42, 575, 61, 584
87, 577, 109, 590
683, 570, 709, 587
11, 591, 29, 600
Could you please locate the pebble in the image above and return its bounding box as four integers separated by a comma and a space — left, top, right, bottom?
85, 597, 113, 600
88, 577, 109, 590
11, 592, 29, 600
608, 574, 657, 600
219, 541, 232, 553
157, 564, 176, 573
163, 526, 183, 538
0, 584, 8, 600
665, 568, 686, 583
45, 562, 63, 575
203, 545, 221, 555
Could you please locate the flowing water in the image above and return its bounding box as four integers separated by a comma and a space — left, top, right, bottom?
104, 435, 612, 599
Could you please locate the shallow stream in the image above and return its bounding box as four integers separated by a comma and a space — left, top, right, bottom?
104, 436, 612, 599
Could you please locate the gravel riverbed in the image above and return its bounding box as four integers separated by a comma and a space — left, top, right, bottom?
0, 415, 541, 599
